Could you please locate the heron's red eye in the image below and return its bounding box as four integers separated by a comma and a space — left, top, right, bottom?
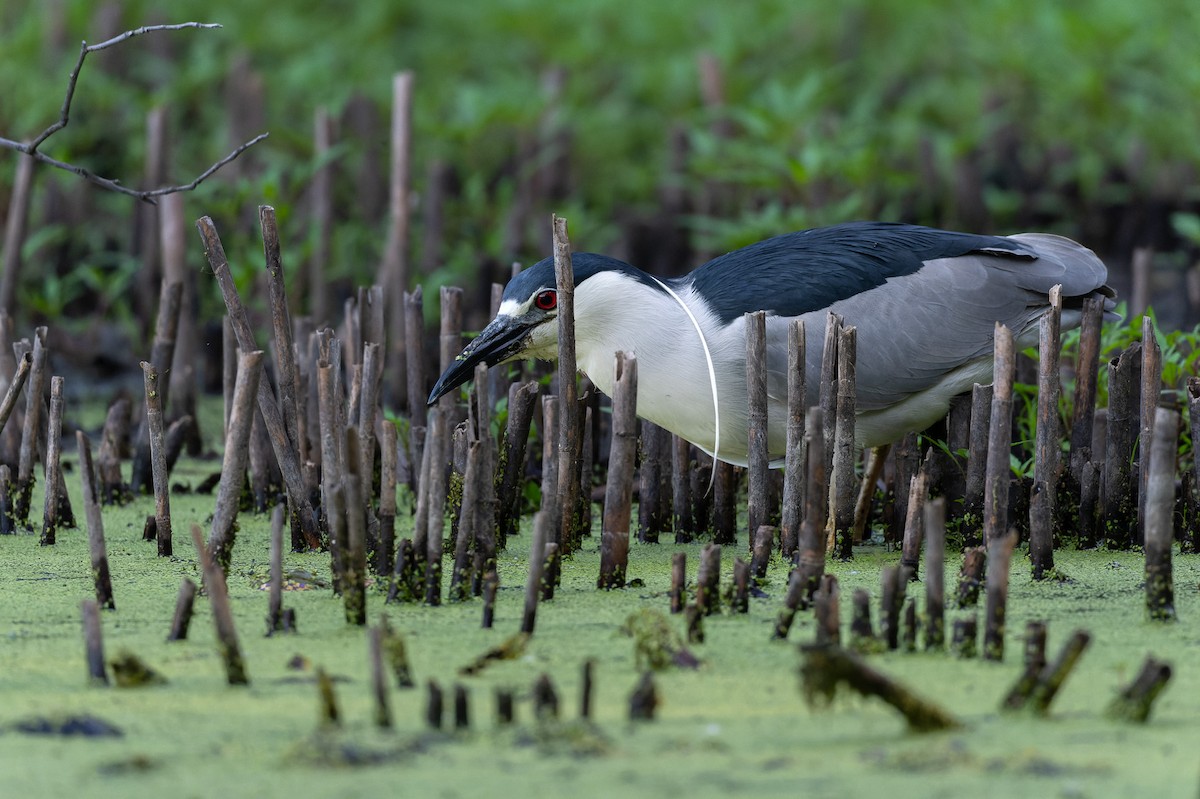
534, 289, 557, 311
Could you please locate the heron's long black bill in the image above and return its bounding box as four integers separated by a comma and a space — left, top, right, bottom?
427, 316, 533, 405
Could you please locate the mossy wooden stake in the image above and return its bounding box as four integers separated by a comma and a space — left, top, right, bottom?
495, 381, 538, 549
141, 362, 172, 557
819, 312, 841, 505
551, 215, 582, 556
189, 524, 248, 685
15, 326, 46, 525
923, 498, 946, 650
196, 216, 321, 550
1106, 657, 1172, 723
1028, 630, 1091, 715
695, 543, 721, 616
1068, 297, 1104, 482
208, 350, 264, 572
369, 624, 392, 729
378, 419, 398, 575
780, 320, 807, 558
1137, 315, 1162, 539
520, 511, 549, 634
813, 574, 841, 646
983, 529, 1019, 660
982, 323, 1014, 547
600, 351, 637, 589
1144, 407, 1178, 621
899, 464, 929, 579
962, 383, 992, 547
745, 310, 769, 540
638, 421, 670, 543
131, 281, 182, 495
343, 432, 368, 625
629, 672, 659, 721
669, 552, 686, 614
793, 407, 826, 593
81, 599, 107, 685
77, 431, 114, 609
267, 503, 285, 635
317, 668, 340, 727
261, 206, 303, 491
832, 325, 857, 559
879, 564, 904, 650
1001, 620, 1048, 710
39, 375, 64, 546
773, 566, 806, 639
799, 643, 960, 732
450, 439, 481, 601
849, 588, 875, 650
955, 546, 986, 607
671, 435, 694, 542
952, 616, 978, 659
1031, 287, 1062, 579
403, 287, 424, 423
167, 577, 197, 642
580, 659, 595, 719
532, 673, 560, 721
424, 408, 451, 606
0, 350, 31, 440
496, 688, 515, 726
317, 356, 345, 590
1103, 343, 1140, 549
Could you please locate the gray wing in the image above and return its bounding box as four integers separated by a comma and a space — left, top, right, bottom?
764, 233, 1112, 411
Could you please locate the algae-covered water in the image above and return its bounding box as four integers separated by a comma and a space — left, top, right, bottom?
2, 454, 1198, 799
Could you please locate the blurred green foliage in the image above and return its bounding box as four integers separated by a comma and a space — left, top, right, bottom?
2, 0, 1199, 331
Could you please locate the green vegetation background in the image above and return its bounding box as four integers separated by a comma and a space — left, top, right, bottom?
2, 0, 1200, 335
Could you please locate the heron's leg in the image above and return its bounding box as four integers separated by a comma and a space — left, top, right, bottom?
852, 444, 891, 542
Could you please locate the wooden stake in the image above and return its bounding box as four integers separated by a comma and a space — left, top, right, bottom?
745, 310, 769, 540
496, 381, 538, 550
131, 281, 182, 494
77, 431, 114, 609
81, 599, 107, 685
343, 432, 368, 625
832, 325, 857, 559
983, 323, 1014, 547
879, 564, 904, 650
208, 350, 264, 571
520, 511, 549, 634
669, 552, 686, 614
378, 420, 398, 576
1106, 657, 1173, 723
781, 319, 807, 559
983, 529, 1019, 660
813, 574, 841, 646
196, 217, 321, 550
1144, 407, 1178, 621
1028, 630, 1091, 715
370, 624, 392, 729
552, 215, 581, 554
261, 206, 302, 486
695, 543, 721, 616
140, 362, 172, 557
39, 375, 65, 546
267, 503, 285, 635
923, 498, 946, 650
166, 577, 197, 641
1068, 297, 1104, 482
599, 351, 637, 589
1103, 344, 1140, 549
15, 326, 46, 525
190, 524, 248, 684
962, 382, 992, 546
1138, 316, 1163, 539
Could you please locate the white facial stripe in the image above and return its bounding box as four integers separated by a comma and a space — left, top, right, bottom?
497, 299, 523, 317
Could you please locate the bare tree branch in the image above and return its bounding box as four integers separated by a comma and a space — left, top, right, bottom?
0, 22, 268, 205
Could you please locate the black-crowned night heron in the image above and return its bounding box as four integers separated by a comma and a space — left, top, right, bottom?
429, 221, 1114, 465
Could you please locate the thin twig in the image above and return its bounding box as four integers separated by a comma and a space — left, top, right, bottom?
0, 23, 267, 204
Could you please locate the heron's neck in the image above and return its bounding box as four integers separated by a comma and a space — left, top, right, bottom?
573, 271, 724, 452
